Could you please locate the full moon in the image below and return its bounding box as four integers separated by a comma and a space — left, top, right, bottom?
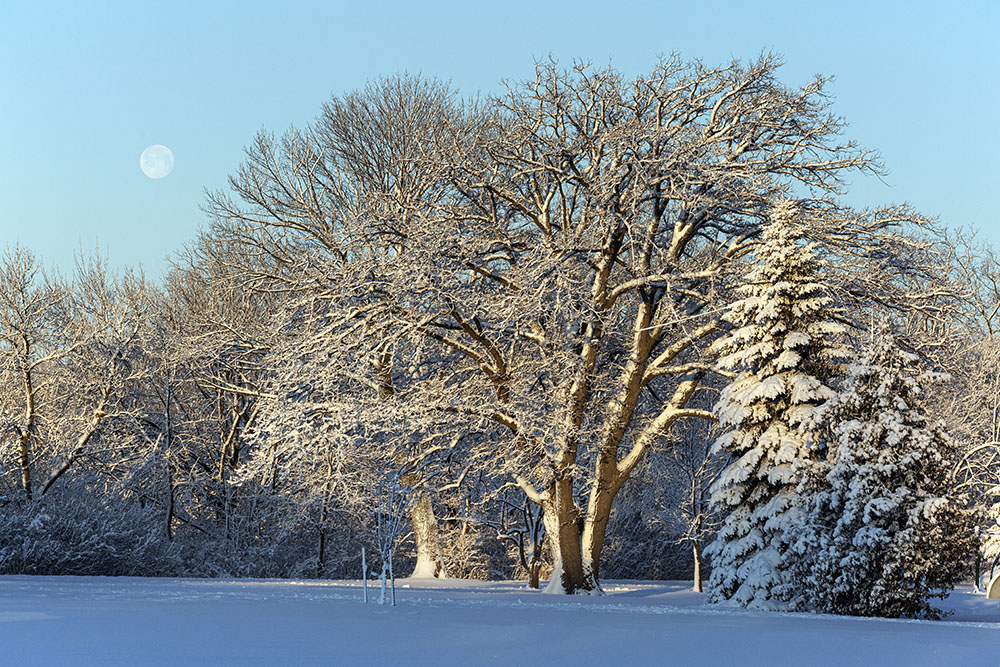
140, 145, 175, 179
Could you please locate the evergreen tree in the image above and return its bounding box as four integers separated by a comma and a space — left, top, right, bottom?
706, 200, 845, 608
790, 330, 976, 618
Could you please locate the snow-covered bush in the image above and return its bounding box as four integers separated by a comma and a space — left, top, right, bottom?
437, 522, 492, 580
0, 492, 181, 576
706, 201, 846, 608
789, 331, 976, 618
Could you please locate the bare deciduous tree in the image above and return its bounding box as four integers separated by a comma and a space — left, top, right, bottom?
0, 248, 155, 500
189, 57, 939, 594
343, 56, 930, 593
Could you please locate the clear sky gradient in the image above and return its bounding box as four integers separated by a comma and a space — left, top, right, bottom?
2, 0, 997, 279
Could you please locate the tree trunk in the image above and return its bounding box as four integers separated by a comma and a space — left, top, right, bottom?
165, 466, 175, 541
18, 369, 35, 500
581, 452, 624, 589
164, 380, 174, 541
318, 468, 334, 578
541, 480, 598, 594
17, 431, 32, 500
692, 540, 703, 593
409, 493, 447, 578
579, 299, 658, 586
528, 559, 541, 589
317, 528, 327, 578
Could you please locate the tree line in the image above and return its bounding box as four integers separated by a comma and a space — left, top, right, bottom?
2, 54, 999, 617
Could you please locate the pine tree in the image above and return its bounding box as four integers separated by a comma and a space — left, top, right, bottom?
706, 200, 845, 608
790, 330, 976, 618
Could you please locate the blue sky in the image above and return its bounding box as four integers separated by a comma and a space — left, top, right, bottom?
1, 0, 997, 279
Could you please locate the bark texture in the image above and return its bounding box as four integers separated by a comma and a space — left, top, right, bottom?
409, 494, 447, 578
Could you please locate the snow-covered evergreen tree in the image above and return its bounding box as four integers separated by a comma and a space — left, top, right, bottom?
706, 200, 846, 608
789, 330, 976, 618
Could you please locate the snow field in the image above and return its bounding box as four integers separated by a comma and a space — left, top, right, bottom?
1, 576, 998, 666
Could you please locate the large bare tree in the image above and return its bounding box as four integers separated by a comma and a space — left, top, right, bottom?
202, 56, 936, 593
354, 55, 937, 593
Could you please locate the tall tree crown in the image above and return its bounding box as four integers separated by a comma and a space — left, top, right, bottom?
707, 201, 846, 607
788, 330, 974, 618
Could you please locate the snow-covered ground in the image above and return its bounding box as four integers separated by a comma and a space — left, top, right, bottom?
1, 576, 997, 666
